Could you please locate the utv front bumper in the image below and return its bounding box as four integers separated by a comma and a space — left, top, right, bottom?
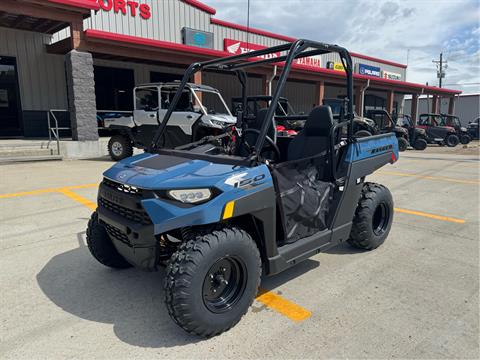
97, 179, 158, 270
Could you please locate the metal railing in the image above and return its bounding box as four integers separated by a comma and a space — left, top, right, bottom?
47, 109, 69, 155
47, 109, 133, 154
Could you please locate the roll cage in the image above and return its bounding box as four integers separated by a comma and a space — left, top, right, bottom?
148, 39, 355, 164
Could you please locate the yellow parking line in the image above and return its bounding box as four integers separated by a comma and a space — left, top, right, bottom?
58, 189, 97, 211
395, 207, 465, 224
256, 289, 312, 322
378, 170, 479, 185
0, 183, 97, 199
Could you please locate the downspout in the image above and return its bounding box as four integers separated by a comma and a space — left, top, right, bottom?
359, 79, 370, 118
267, 65, 277, 96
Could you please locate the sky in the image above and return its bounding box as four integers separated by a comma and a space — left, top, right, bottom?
203, 0, 480, 94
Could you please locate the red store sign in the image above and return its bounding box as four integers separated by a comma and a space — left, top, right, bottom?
97, 0, 151, 19
224, 39, 280, 59
224, 38, 321, 70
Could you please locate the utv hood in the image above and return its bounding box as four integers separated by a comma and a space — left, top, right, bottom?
103, 152, 253, 190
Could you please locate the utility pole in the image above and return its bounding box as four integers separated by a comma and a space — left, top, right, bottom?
432, 53, 447, 88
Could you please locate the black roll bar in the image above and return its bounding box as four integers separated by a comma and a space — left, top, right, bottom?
148, 38, 355, 157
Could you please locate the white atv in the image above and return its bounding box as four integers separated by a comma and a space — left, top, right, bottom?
104, 82, 236, 160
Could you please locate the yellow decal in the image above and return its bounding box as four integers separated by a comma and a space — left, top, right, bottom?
223, 201, 235, 219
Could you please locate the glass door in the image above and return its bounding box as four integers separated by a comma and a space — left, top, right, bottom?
0, 56, 22, 137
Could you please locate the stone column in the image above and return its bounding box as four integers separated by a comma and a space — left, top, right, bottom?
65, 50, 98, 141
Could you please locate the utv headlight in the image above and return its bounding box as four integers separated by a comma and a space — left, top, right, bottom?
168, 189, 212, 204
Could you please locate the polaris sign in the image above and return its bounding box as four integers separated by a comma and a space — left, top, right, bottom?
357, 63, 381, 78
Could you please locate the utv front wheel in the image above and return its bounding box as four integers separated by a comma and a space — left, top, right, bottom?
445, 134, 459, 147
397, 137, 408, 152
413, 138, 427, 150
108, 135, 133, 161
164, 227, 261, 337
86, 212, 132, 269
348, 183, 394, 250
460, 134, 471, 145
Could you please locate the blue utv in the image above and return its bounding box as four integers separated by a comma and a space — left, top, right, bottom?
86, 40, 399, 337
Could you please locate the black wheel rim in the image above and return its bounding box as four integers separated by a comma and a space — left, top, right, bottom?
202, 256, 247, 314
372, 203, 390, 236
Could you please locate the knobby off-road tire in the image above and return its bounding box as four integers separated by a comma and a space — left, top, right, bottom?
348, 182, 394, 250
445, 134, 459, 147
413, 138, 428, 150
108, 135, 133, 161
397, 137, 408, 152
460, 134, 471, 145
86, 211, 132, 269
164, 227, 261, 337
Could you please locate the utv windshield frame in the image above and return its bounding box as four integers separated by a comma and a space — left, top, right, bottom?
149, 39, 354, 165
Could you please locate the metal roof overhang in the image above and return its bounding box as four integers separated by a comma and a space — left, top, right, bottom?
49, 29, 461, 96
0, 0, 97, 34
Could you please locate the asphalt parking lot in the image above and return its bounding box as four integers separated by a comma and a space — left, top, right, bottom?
1, 149, 479, 359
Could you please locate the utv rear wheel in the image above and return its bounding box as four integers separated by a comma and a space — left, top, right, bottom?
460, 134, 471, 145
86, 211, 132, 269
397, 137, 408, 152
108, 135, 133, 161
413, 138, 427, 150
445, 134, 459, 147
355, 130, 372, 138
164, 227, 261, 337
348, 182, 394, 250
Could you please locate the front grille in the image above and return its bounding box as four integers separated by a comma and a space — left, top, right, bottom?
104, 223, 131, 246
103, 178, 143, 196
99, 197, 152, 225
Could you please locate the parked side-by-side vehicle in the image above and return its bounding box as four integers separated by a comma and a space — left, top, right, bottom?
440, 114, 471, 144
417, 113, 459, 147
103, 82, 236, 160
86, 40, 398, 337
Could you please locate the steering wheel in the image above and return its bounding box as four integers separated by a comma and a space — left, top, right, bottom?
241, 128, 281, 161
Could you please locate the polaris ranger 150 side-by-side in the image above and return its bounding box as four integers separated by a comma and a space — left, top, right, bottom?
86, 40, 398, 337
104, 82, 236, 160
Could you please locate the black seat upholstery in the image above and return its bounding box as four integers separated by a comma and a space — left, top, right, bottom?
287, 106, 335, 161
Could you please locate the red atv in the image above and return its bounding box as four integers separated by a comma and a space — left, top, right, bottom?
417, 113, 459, 147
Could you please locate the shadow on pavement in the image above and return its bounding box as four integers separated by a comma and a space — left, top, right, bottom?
323, 241, 366, 255
36, 236, 200, 348
37, 232, 323, 347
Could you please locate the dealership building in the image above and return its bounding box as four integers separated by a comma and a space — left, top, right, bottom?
0, 0, 462, 155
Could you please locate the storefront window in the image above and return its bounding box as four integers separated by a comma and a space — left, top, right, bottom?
94, 66, 134, 111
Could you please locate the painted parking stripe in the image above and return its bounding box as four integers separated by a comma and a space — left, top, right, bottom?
256, 289, 312, 322
58, 188, 97, 211
395, 207, 465, 224
377, 170, 479, 185
0, 183, 97, 199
